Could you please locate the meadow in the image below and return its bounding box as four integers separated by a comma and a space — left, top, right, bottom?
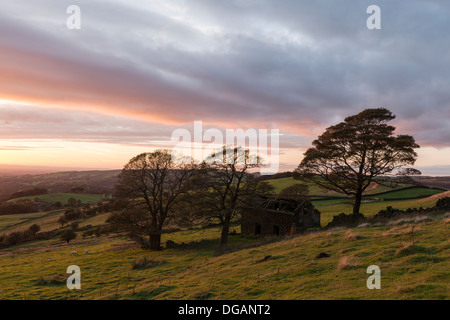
0, 212, 448, 300
0, 177, 448, 300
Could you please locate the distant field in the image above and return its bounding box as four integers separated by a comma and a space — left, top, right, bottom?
318, 191, 450, 226
267, 178, 448, 225
0, 210, 112, 234
0, 211, 56, 232
267, 178, 340, 196
0, 210, 65, 233
267, 177, 410, 197
369, 187, 445, 200
8, 193, 106, 204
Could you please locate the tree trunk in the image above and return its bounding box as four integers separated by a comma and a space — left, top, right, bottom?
353, 190, 363, 214
220, 222, 230, 249
149, 233, 162, 250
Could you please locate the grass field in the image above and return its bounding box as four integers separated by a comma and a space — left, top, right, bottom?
266, 178, 448, 226
0, 180, 448, 300
0, 212, 448, 300
0, 211, 56, 232
316, 191, 450, 226
367, 187, 444, 200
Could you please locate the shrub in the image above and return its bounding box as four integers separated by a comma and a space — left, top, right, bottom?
58, 216, 67, 227
326, 212, 366, 228
60, 229, 77, 244
4, 231, 25, 246
28, 224, 41, 235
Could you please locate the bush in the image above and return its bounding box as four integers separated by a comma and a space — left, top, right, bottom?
58, 216, 67, 227
326, 213, 366, 229
60, 229, 77, 244
28, 224, 41, 235
3, 232, 24, 246
64, 209, 83, 221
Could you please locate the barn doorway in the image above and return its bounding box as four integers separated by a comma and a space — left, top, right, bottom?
255, 223, 261, 235
273, 225, 280, 236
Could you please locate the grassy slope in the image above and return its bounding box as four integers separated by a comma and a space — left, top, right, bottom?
0, 213, 448, 300
0, 182, 448, 300
317, 192, 450, 226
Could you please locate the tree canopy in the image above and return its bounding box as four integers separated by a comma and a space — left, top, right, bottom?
112, 149, 197, 250
295, 108, 420, 214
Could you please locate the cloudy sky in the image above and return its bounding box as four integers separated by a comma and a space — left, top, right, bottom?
0, 0, 449, 174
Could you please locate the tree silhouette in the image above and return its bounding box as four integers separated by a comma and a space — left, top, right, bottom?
61, 229, 76, 244
113, 150, 197, 250
188, 146, 274, 249
295, 108, 420, 214
277, 184, 309, 202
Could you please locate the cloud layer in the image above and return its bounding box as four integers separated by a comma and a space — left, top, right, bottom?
0, 0, 449, 170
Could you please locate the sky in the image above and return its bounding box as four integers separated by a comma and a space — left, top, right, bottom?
0, 0, 449, 175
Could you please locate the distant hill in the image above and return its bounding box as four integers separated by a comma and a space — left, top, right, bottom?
7, 193, 105, 205
0, 170, 121, 202
413, 176, 450, 190
0, 164, 114, 176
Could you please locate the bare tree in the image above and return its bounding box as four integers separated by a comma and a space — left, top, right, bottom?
112, 150, 197, 250
189, 146, 274, 249
277, 184, 309, 202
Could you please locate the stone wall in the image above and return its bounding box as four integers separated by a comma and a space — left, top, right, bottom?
241, 208, 294, 236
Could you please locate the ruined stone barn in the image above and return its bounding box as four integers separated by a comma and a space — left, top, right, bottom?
241, 198, 321, 236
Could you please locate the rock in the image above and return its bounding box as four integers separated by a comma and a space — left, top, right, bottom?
256, 255, 272, 263
166, 240, 178, 249
315, 252, 330, 259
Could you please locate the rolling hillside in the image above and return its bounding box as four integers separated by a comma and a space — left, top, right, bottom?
0, 210, 447, 300
0, 172, 448, 300
8, 193, 106, 205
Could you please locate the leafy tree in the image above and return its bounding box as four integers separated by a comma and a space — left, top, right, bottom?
60, 229, 76, 244
295, 108, 420, 214
112, 149, 197, 250
28, 224, 41, 235
67, 198, 77, 207
58, 216, 67, 227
